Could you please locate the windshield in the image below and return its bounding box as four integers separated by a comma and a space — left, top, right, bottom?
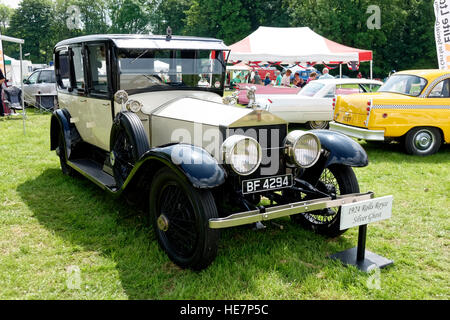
378, 74, 427, 96
118, 49, 227, 92
298, 82, 325, 97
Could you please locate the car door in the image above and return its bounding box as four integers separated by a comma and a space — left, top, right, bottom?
84, 42, 113, 151
426, 77, 450, 127
23, 71, 40, 105
36, 70, 56, 95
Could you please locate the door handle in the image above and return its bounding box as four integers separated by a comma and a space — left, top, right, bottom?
102, 102, 110, 106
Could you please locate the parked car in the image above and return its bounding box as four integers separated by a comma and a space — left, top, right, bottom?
330, 69, 450, 155
237, 83, 301, 104
256, 78, 383, 129
51, 34, 379, 270
22, 67, 57, 106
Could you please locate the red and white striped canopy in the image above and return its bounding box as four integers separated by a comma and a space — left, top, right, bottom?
228, 27, 372, 64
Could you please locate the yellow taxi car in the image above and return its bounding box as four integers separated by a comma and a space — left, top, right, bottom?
329, 70, 450, 155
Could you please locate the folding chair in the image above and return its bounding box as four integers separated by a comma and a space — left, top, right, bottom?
2, 86, 23, 117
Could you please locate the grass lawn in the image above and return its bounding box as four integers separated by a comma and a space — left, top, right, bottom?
0, 108, 448, 300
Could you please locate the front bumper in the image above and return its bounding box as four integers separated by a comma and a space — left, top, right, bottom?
329, 122, 385, 141
209, 191, 374, 229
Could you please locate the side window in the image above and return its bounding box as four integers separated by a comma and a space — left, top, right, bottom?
27, 71, 39, 84
429, 79, 450, 98
55, 51, 70, 90
38, 70, 53, 83
72, 46, 85, 91
87, 44, 109, 94
324, 86, 335, 98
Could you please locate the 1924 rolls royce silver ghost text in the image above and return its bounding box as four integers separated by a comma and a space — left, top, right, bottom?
50, 34, 374, 270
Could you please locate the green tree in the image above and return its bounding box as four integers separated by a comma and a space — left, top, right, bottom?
0, 4, 14, 34
184, 0, 290, 45
285, 0, 437, 77
152, 0, 191, 35
6, 0, 54, 63
108, 0, 156, 34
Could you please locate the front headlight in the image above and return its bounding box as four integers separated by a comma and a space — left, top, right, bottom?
284, 131, 321, 168
126, 100, 143, 113
222, 135, 262, 175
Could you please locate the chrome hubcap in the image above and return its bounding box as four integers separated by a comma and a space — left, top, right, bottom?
310, 121, 327, 129
157, 214, 169, 232
414, 131, 433, 151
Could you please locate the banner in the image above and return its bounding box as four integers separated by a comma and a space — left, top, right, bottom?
434, 0, 450, 69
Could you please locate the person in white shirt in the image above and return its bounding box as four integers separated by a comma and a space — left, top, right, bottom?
281, 70, 292, 86
319, 67, 334, 79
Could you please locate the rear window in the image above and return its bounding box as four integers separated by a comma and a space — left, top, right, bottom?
379, 75, 427, 96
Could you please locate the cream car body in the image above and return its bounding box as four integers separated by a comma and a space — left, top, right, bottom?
50, 34, 384, 270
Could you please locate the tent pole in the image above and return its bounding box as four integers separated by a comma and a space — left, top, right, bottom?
370, 60, 373, 79
20, 43, 25, 135
339, 63, 342, 78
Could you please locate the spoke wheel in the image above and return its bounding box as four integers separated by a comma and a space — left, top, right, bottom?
110, 112, 149, 187
56, 126, 74, 176
111, 129, 135, 186
149, 167, 220, 270
307, 121, 329, 130
286, 164, 360, 237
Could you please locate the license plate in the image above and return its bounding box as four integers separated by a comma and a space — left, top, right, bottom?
242, 174, 293, 194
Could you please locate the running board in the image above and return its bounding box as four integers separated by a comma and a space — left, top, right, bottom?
68, 159, 117, 191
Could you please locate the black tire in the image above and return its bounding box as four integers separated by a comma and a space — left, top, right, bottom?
289, 164, 360, 237
110, 112, 149, 187
149, 167, 220, 270
307, 121, 329, 130
56, 125, 74, 176
404, 127, 441, 156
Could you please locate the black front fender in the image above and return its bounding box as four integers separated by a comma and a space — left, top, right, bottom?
311, 129, 369, 168
124, 144, 226, 191
50, 109, 72, 158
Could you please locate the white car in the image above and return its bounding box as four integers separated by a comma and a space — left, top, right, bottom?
256, 78, 383, 129
22, 67, 57, 106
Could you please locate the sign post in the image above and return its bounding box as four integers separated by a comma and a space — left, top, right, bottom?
330, 195, 394, 272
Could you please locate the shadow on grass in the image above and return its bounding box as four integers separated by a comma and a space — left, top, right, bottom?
17, 168, 355, 299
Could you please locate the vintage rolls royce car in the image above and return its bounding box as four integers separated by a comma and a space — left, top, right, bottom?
51, 34, 378, 270
255, 78, 382, 129
330, 70, 450, 156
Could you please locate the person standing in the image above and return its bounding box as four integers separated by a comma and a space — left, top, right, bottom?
306, 72, 318, 84
275, 70, 282, 86
254, 71, 262, 85
281, 70, 292, 86
293, 72, 305, 87
0, 68, 5, 117
263, 73, 271, 86
319, 67, 334, 79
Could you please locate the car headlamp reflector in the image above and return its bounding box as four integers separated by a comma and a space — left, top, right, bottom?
222, 135, 262, 175
285, 131, 321, 168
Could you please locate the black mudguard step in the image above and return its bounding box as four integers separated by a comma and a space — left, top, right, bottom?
69, 159, 117, 189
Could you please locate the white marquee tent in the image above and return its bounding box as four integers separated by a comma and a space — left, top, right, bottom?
228, 27, 373, 77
